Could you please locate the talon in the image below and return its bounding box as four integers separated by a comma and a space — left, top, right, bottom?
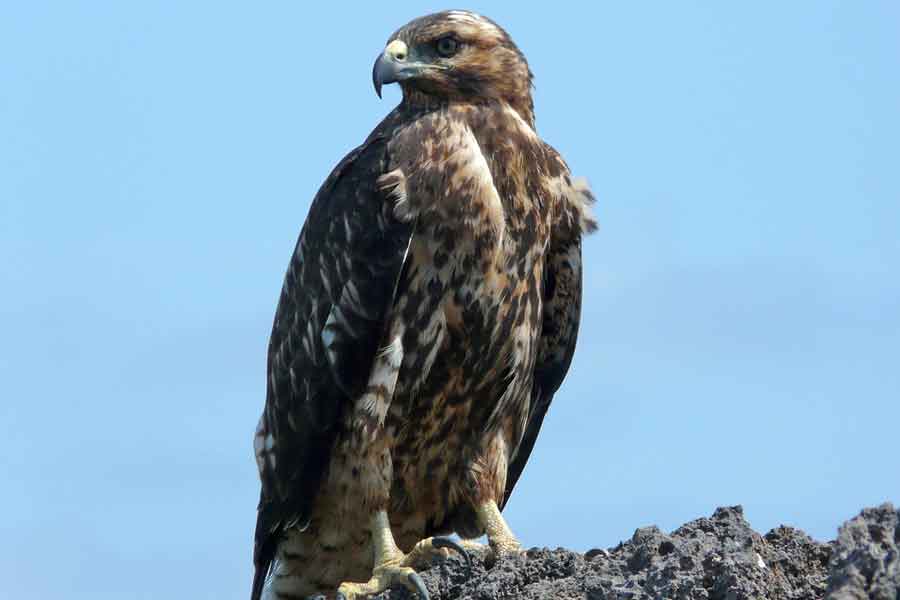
433, 537, 472, 572
334, 512, 443, 598
407, 571, 429, 600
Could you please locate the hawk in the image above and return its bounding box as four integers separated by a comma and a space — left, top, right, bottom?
252, 10, 596, 600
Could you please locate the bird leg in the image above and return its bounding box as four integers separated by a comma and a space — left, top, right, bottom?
478, 499, 523, 555
459, 500, 523, 564
335, 510, 468, 600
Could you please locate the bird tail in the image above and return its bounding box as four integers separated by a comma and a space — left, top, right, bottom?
250, 562, 269, 600
251, 516, 276, 600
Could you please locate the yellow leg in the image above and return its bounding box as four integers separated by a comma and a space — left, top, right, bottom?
336, 511, 468, 600
477, 500, 522, 555
459, 500, 523, 564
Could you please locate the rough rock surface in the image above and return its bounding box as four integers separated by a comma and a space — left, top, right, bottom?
826, 504, 900, 600
372, 503, 899, 600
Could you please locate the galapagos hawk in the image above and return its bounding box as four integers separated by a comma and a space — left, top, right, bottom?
252, 10, 596, 600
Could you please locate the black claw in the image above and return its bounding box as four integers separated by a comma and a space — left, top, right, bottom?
407, 571, 429, 600
432, 537, 472, 572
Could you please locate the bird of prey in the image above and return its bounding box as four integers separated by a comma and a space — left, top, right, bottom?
252, 10, 596, 600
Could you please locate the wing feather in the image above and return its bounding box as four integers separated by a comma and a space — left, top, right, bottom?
503, 210, 588, 508
251, 113, 413, 600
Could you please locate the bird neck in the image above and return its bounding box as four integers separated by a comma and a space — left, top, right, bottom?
400, 88, 448, 113
400, 89, 535, 129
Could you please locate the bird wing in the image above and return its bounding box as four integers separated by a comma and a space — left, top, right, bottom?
251, 112, 413, 600
502, 154, 595, 509
502, 233, 585, 508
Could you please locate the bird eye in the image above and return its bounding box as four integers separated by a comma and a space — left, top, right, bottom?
436, 36, 459, 57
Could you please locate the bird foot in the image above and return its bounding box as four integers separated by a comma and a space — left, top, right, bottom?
405, 537, 472, 571
336, 563, 426, 600
459, 536, 523, 567
457, 500, 524, 567
336, 537, 469, 600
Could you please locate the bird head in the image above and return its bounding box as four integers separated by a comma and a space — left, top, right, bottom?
373, 11, 534, 125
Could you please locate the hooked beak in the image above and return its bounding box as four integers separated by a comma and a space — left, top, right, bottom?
371, 53, 392, 99
372, 39, 443, 98
373, 39, 409, 99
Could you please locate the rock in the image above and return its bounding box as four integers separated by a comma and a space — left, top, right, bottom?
826, 503, 900, 600
371, 503, 899, 600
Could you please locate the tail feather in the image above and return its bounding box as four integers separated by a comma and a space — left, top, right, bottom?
250, 560, 270, 600
250, 547, 274, 600
251, 513, 277, 600
250, 568, 265, 600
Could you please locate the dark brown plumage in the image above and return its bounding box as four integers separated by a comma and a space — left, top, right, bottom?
252, 10, 596, 600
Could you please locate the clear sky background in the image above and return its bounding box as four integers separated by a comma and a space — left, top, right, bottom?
2, 2, 898, 599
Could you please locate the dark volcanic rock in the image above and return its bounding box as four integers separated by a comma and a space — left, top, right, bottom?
372, 504, 900, 600
826, 503, 900, 600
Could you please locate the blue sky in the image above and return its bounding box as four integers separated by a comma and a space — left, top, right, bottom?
2, 2, 898, 599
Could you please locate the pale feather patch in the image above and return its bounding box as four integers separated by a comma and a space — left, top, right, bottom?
253, 415, 267, 472
358, 328, 406, 421
570, 176, 598, 233
502, 103, 538, 138
445, 10, 484, 23
443, 10, 503, 42
548, 172, 598, 234
342, 213, 353, 241
377, 334, 404, 370
320, 315, 337, 350
376, 169, 414, 223
456, 125, 506, 250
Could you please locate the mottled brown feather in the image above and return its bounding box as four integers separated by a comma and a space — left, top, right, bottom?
252, 11, 595, 599
252, 108, 416, 600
